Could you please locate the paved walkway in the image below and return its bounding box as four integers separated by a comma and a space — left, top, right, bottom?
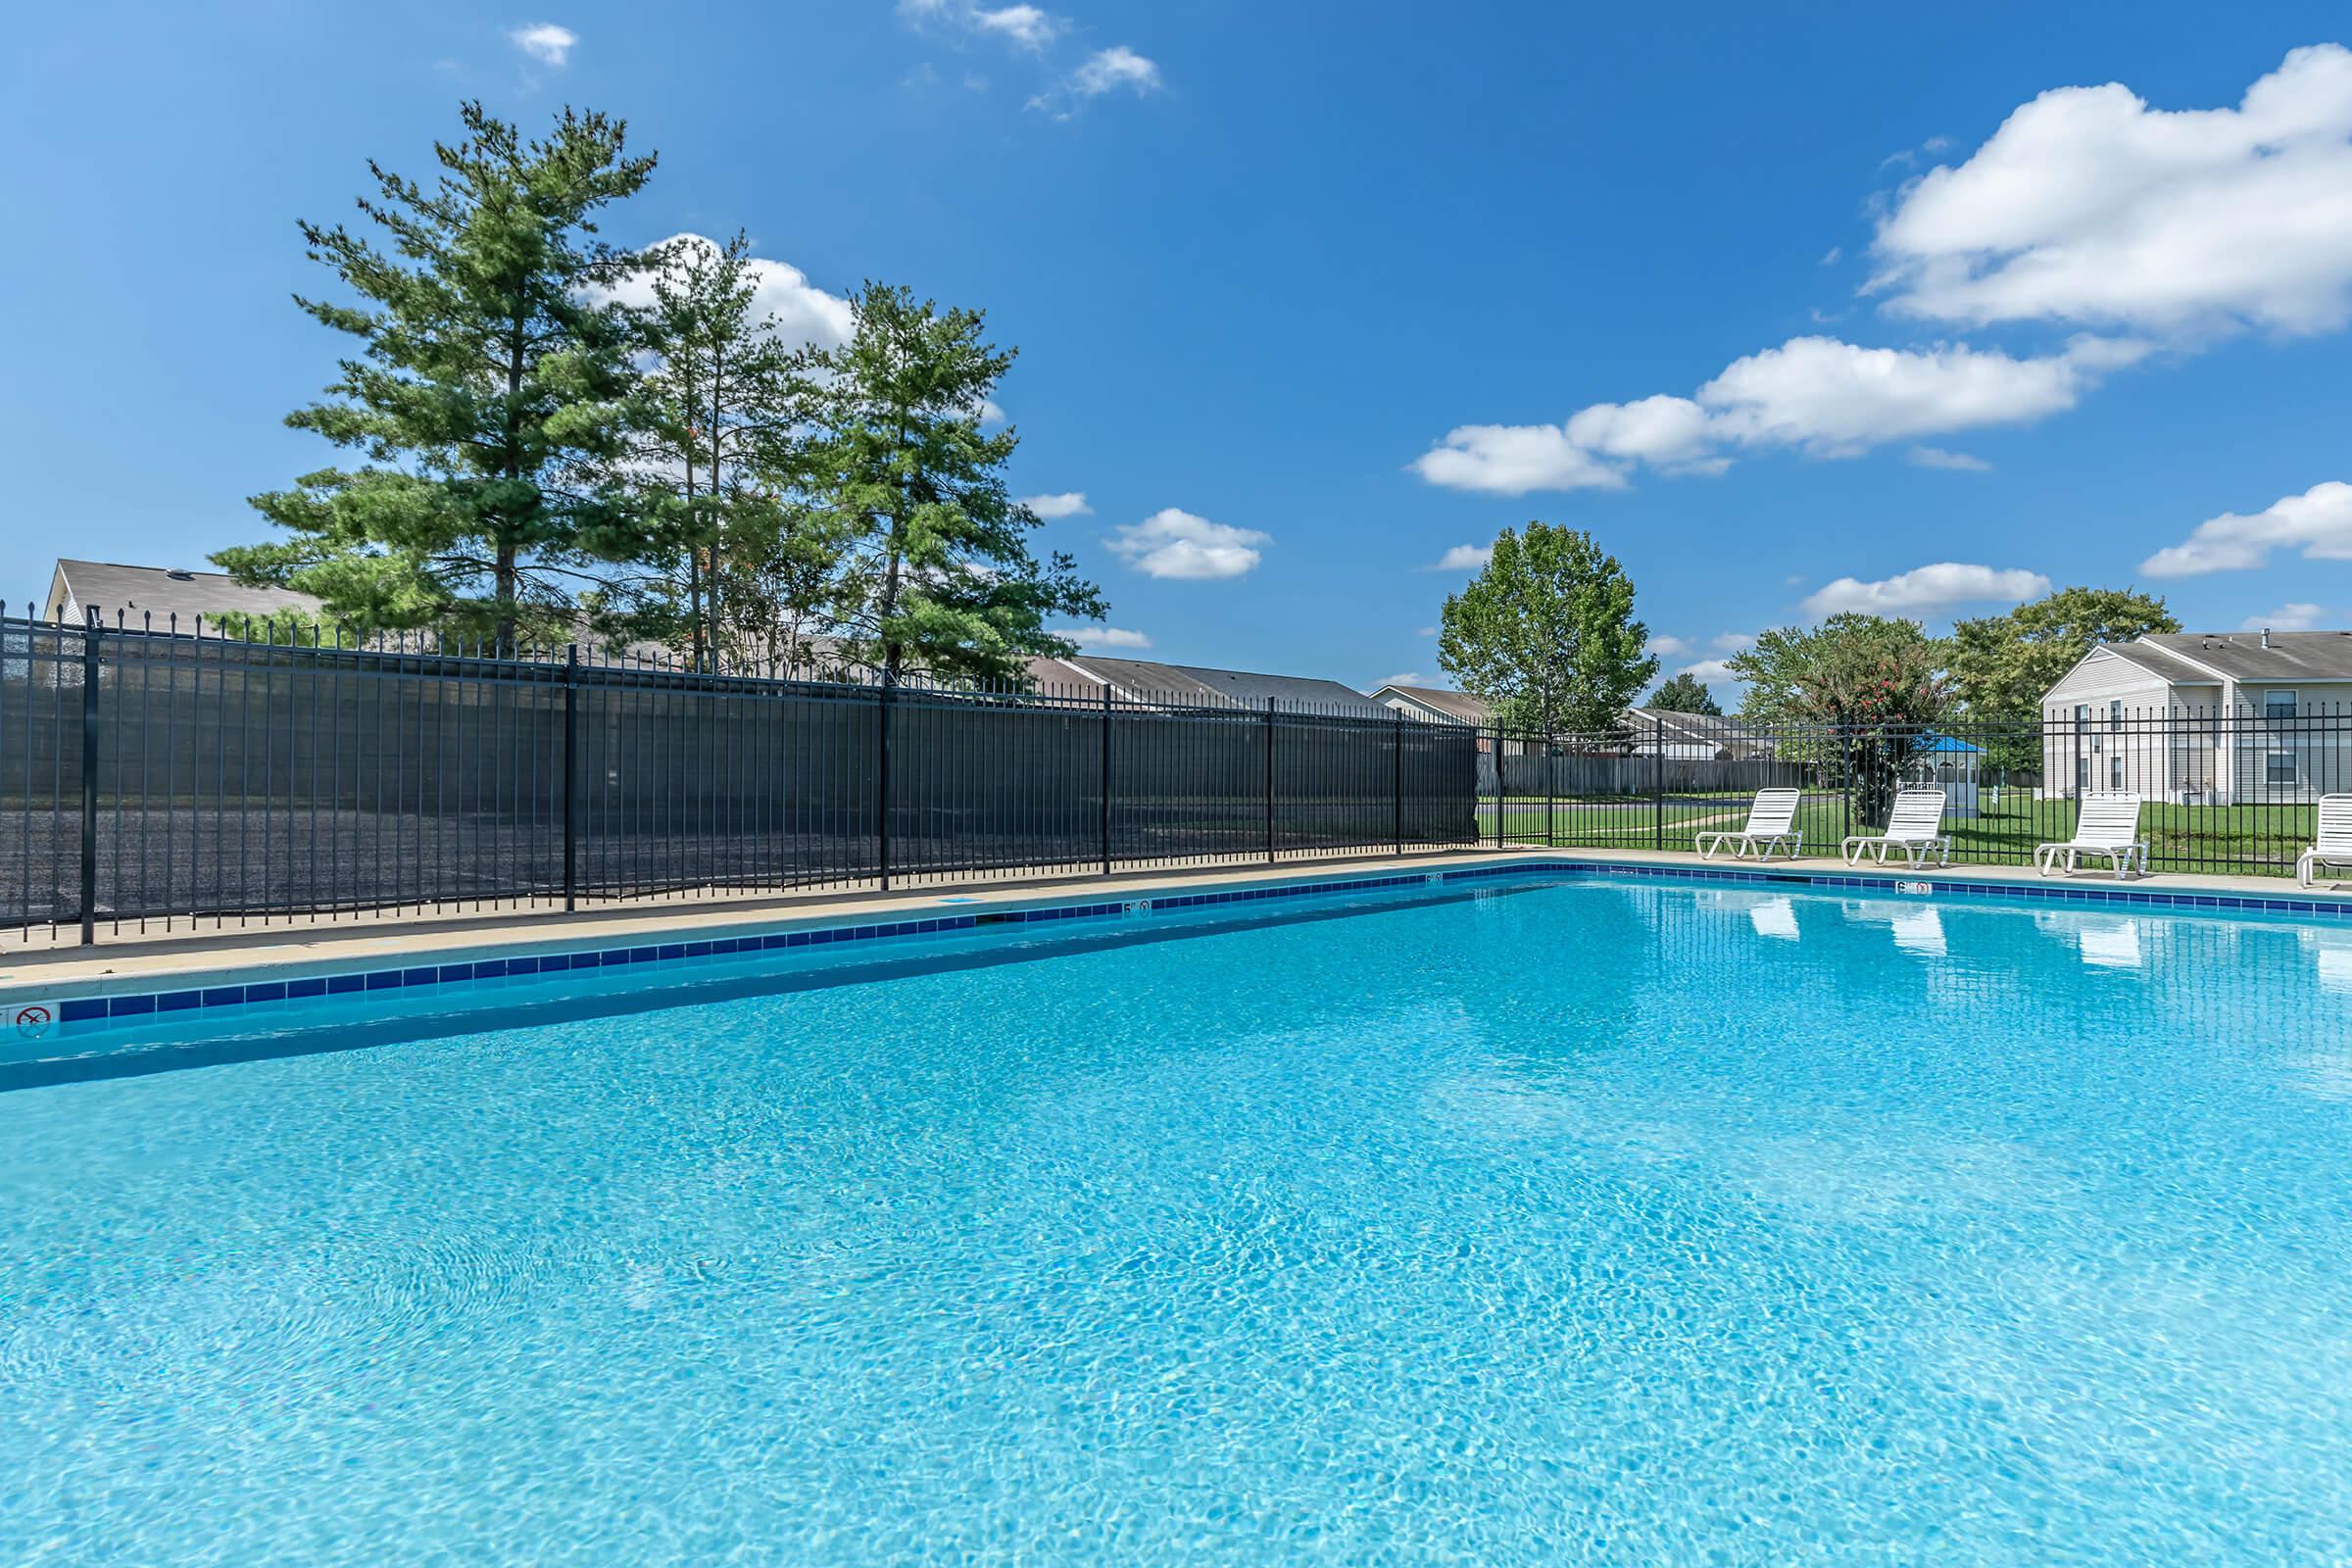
7, 843, 2347, 1007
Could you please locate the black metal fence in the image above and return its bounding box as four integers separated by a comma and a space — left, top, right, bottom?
1477, 707, 2352, 878
2, 614, 1482, 942
18, 614, 2352, 944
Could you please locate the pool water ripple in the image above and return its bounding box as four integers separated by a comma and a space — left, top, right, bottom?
3, 878, 2350, 1563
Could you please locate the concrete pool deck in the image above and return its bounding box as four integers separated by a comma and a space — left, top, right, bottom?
6, 845, 2350, 1012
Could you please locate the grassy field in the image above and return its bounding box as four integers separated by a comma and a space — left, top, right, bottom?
1476, 790, 2319, 874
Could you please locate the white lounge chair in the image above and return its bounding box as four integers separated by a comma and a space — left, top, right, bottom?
1695, 788, 1802, 863
2296, 794, 2352, 889
1841, 788, 1950, 868
2036, 792, 2146, 880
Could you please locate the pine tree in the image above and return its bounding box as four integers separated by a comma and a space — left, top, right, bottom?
798, 283, 1103, 684
605, 231, 831, 666
220, 103, 656, 649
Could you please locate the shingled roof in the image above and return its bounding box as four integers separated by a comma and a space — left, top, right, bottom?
2133, 629, 2352, 683
43, 560, 325, 629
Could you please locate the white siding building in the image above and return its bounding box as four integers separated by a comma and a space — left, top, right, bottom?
2040, 629, 2352, 805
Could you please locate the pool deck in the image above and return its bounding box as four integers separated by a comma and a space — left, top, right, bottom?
5, 846, 2348, 1009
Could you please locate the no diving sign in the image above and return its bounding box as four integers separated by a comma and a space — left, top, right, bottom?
14, 1004, 55, 1039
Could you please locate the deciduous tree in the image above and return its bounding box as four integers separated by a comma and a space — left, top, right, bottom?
1945, 586, 2180, 718
1438, 524, 1657, 734
1728, 613, 1949, 824
1645, 671, 1722, 716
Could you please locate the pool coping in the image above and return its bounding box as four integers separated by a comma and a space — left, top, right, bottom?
7, 849, 2352, 1040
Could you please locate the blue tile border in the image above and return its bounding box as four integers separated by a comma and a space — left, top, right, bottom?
19, 857, 2352, 1041
1509, 858, 2352, 921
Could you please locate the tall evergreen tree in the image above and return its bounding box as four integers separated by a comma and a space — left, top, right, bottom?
1437, 523, 1657, 734
606, 231, 829, 666
797, 283, 1102, 684
219, 103, 656, 648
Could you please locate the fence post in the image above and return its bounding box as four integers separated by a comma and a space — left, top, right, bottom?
1839, 724, 1852, 843
1394, 710, 1404, 857
78, 613, 100, 946
1494, 726, 1504, 849
1263, 697, 1277, 864
1100, 683, 1113, 876
562, 644, 578, 912
877, 676, 894, 891
1652, 712, 1664, 852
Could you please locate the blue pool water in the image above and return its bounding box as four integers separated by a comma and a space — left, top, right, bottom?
5, 875, 2352, 1564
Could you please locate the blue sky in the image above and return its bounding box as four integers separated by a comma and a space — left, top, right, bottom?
7, 3, 2352, 701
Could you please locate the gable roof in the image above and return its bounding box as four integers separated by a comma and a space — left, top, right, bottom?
46, 559, 325, 629
1057, 657, 1223, 705
1371, 684, 1493, 724
2079, 640, 2228, 687
1072, 657, 1390, 716
1631, 707, 1773, 755
2136, 630, 2352, 682
1638, 708, 1752, 742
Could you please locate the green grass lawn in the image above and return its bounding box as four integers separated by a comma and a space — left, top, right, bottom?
1475, 790, 2320, 875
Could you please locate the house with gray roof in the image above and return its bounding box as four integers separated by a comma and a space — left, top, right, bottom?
1069, 657, 1391, 717
1364, 686, 1486, 728
1369, 683, 1493, 725
1624, 708, 1775, 760
43, 559, 324, 631
2040, 626, 2352, 804
1367, 684, 1776, 760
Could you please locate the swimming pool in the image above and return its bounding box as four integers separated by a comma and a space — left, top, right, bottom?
5, 872, 2350, 1564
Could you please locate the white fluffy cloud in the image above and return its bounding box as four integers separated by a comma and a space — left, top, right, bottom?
972, 4, 1060, 49
1409, 423, 1627, 495
2242, 604, 2327, 632
1698, 335, 2127, 456
1678, 659, 1744, 688
2142, 479, 2352, 576
1872, 45, 2352, 336
600, 234, 852, 351
903, 0, 1062, 49
1425, 543, 1494, 571
1107, 509, 1268, 579
1377, 671, 1424, 690
1415, 48, 2352, 500
1020, 491, 1092, 519
1413, 335, 2132, 493
1647, 635, 1692, 659
1564, 395, 1717, 468
1071, 45, 1159, 95
1055, 625, 1151, 650
1801, 563, 2051, 617
509, 23, 576, 66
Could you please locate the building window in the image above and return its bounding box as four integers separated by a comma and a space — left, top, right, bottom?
2074, 704, 2091, 731
2111, 756, 2125, 788
2108, 699, 2124, 730
2267, 751, 2297, 786
2266, 690, 2298, 719
2076, 757, 2089, 793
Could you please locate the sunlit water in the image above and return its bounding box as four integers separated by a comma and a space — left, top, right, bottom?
5, 878, 2351, 1565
